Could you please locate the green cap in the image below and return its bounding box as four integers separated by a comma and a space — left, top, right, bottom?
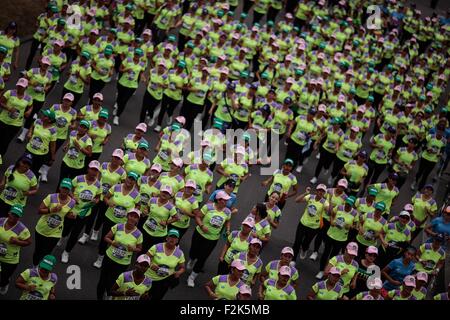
39, 255, 57, 271
177, 60, 186, 68
80, 119, 91, 129
424, 106, 433, 113
319, 42, 326, 49
0, 45, 7, 54
353, 39, 360, 46
128, 171, 140, 181
355, 57, 362, 63
104, 46, 113, 55
168, 35, 176, 42
368, 95, 374, 102
187, 41, 195, 49
375, 201, 386, 211
213, 119, 223, 129
284, 158, 294, 166
57, 18, 66, 25
135, 48, 144, 56
240, 70, 249, 78
50, 5, 59, 13
99, 108, 109, 119
210, 56, 217, 63
10, 204, 24, 217
368, 187, 378, 196
426, 83, 433, 90
167, 229, 180, 238
125, 3, 135, 10
267, 20, 274, 27
59, 178, 73, 190
138, 141, 149, 150
261, 71, 269, 79
340, 20, 348, 26
294, 26, 300, 32
81, 51, 91, 59
330, 117, 341, 125
236, 23, 243, 30
368, 67, 375, 73
419, 95, 426, 101
227, 11, 235, 17
109, 28, 117, 34
217, 10, 225, 18
295, 69, 304, 76
203, 151, 214, 163
387, 64, 393, 70
335, 81, 342, 88
345, 196, 356, 206
42, 109, 56, 120
282, 28, 289, 33
350, 88, 356, 94
240, 12, 247, 19
395, 75, 402, 82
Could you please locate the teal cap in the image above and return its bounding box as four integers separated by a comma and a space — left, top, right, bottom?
240, 70, 249, 78
138, 141, 149, 150
319, 42, 326, 49
81, 51, 91, 59
295, 69, 304, 76
267, 20, 274, 27
128, 171, 140, 181
261, 71, 269, 79
57, 18, 66, 25
99, 108, 109, 119
167, 229, 180, 238
177, 60, 186, 68
217, 10, 224, 18
213, 119, 223, 129
135, 48, 144, 56
368, 187, 378, 196
187, 41, 195, 49
375, 201, 386, 211
0, 45, 7, 54
104, 46, 113, 55
346, 196, 356, 206
168, 35, 176, 42
39, 255, 57, 271
10, 204, 24, 217
350, 88, 356, 94
171, 123, 181, 131
60, 178, 73, 190
419, 95, 426, 101
42, 109, 56, 120
80, 119, 91, 129
240, 12, 247, 19
368, 95, 374, 102
284, 158, 294, 166
335, 81, 342, 88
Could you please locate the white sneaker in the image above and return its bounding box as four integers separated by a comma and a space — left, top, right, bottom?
56, 237, 66, 247
167, 116, 172, 125
40, 171, 48, 183
296, 165, 303, 173
78, 233, 89, 245
17, 128, 28, 143
0, 284, 9, 295
61, 251, 69, 263
153, 125, 161, 132
310, 177, 318, 184
147, 117, 155, 127
327, 176, 333, 186
315, 271, 324, 279
309, 251, 318, 261
187, 272, 198, 288
186, 259, 196, 270
299, 250, 307, 260
410, 181, 416, 191
93, 255, 104, 269
113, 116, 119, 126
90, 230, 99, 241
316, 153, 321, 160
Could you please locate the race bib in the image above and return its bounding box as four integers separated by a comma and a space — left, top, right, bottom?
69, 74, 78, 84
140, 193, 150, 204
343, 149, 353, 159
158, 150, 170, 161
335, 217, 346, 229
194, 185, 202, 196
79, 190, 94, 202
239, 109, 249, 117
150, 82, 158, 90
241, 269, 250, 282
376, 150, 385, 160
157, 265, 170, 277
56, 117, 68, 128
273, 183, 283, 193
145, 218, 158, 232
30, 137, 44, 150
113, 205, 127, 219
101, 183, 111, 195
112, 245, 127, 259
4, 186, 18, 201
169, 83, 176, 91
307, 204, 317, 216
296, 131, 307, 140
209, 215, 224, 228
25, 291, 44, 300
0, 243, 7, 257
8, 109, 20, 120
34, 85, 45, 93
363, 230, 375, 241
47, 214, 62, 228
67, 147, 79, 159
327, 141, 336, 150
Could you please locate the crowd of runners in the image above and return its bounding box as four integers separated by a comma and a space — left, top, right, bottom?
0, 0, 449, 300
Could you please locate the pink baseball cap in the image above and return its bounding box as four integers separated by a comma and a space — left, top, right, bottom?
150, 163, 162, 173
242, 216, 255, 228
127, 208, 141, 218
175, 116, 186, 125
239, 47, 249, 53
216, 190, 231, 201
63, 92, 74, 101
231, 259, 245, 271
158, 60, 167, 67
185, 179, 197, 189
90, 29, 100, 35
298, 43, 306, 50
378, 37, 385, 43
317, 78, 324, 86
281, 247, 294, 256
358, 106, 366, 113
93, 93, 104, 101
426, 91, 433, 97
250, 238, 262, 246
362, 295, 374, 300
112, 148, 124, 160
403, 275, 416, 288
344, 45, 352, 51
16, 78, 28, 88
329, 267, 341, 275
212, 18, 222, 25
279, 266, 291, 277
286, 77, 295, 84
172, 157, 184, 168
416, 272, 428, 282
338, 95, 346, 103
218, 55, 227, 61
323, 67, 331, 74
285, 13, 293, 19
137, 254, 151, 265
316, 184, 327, 191
318, 104, 327, 112
439, 74, 446, 80
394, 85, 402, 91
405, 77, 412, 83
346, 69, 354, 76
285, 54, 293, 61
220, 67, 229, 75
366, 246, 378, 255
346, 242, 358, 256
143, 29, 152, 36
88, 160, 101, 171
251, 26, 258, 32
239, 284, 252, 296
403, 204, 414, 212
161, 185, 173, 196
54, 39, 65, 47
41, 56, 51, 65
318, 53, 325, 59
136, 122, 147, 132
351, 126, 360, 132
231, 33, 240, 40
337, 178, 348, 188
310, 79, 317, 85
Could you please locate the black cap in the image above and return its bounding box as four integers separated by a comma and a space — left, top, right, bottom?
284, 97, 292, 104
20, 152, 33, 165
261, 104, 271, 113
389, 172, 399, 180
308, 108, 317, 115
225, 179, 236, 187
227, 82, 236, 90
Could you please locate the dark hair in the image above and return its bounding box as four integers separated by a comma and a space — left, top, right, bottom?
7, 154, 30, 182
255, 203, 267, 219
5, 21, 17, 37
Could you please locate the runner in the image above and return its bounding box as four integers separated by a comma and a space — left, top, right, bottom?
307, 267, 344, 300
205, 259, 245, 300
169, 180, 200, 240
258, 266, 297, 300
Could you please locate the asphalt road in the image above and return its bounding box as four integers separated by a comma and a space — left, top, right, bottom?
1, 0, 449, 300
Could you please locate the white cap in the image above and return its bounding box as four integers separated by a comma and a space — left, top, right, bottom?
112, 148, 124, 160
136, 254, 151, 265
242, 216, 255, 228
63, 92, 74, 101
88, 160, 101, 170
93, 93, 104, 101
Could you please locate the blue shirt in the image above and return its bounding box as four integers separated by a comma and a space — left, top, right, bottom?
209, 189, 237, 209
427, 217, 450, 248
383, 258, 415, 291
